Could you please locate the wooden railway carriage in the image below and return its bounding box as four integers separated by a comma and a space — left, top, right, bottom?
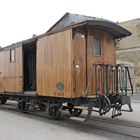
0, 13, 133, 121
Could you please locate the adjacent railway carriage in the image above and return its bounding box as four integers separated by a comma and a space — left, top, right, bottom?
0, 13, 133, 121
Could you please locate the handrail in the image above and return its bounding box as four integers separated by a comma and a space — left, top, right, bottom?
85, 64, 134, 97
126, 67, 134, 95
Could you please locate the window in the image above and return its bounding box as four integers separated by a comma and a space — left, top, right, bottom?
93, 38, 101, 56
10, 49, 15, 62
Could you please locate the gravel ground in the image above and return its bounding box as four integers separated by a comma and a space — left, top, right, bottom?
131, 93, 140, 102
0, 99, 140, 140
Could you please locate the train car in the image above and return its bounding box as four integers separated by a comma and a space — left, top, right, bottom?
0, 13, 133, 121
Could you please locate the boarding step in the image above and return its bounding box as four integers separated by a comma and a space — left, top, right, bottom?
24, 91, 37, 95
121, 109, 133, 112
86, 95, 97, 98
70, 117, 85, 122
74, 106, 88, 110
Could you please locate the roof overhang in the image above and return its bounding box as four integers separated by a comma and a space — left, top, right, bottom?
86, 20, 132, 39
47, 20, 132, 39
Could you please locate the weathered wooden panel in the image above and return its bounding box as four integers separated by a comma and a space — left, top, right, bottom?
36, 38, 45, 95
72, 28, 86, 98
0, 52, 4, 92
37, 29, 73, 98
4, 77, 23, 92
3, 47, 23, 92
4, 47, 23, 77
103, 32, 115, 64
87, 28, 115, 64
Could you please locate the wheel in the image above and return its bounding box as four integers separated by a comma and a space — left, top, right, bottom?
18, 100, 29, 111
18, 101, 25, 110
48, 105, 61, 120
0, 98, 7, 104
39, 103, 46, 111
99, 95, 111, 116
69, 108, 83, 117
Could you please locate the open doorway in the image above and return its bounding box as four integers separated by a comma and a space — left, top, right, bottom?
23, 41, 36, 91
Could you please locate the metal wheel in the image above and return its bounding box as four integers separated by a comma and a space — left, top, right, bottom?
48, 105, 61, 120
69, 108, 83, 117
39, 103, 46, 111
99, 95, 111, 116
0, 98, 7, 104
18, 101, 25, 110
18, 100, 29, 111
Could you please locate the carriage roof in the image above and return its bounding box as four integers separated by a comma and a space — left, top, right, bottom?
1, 12, 131, 51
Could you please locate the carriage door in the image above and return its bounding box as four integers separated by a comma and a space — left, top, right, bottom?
73, 28, 86, 97
87, 29, 104, 95
23, 41, 36, 91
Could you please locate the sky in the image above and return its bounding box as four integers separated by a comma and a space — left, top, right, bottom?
0, 0, 140, 47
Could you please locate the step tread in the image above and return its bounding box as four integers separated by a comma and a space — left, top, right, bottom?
70, 117, 85, 122
74, 106, 88, 110
86, 95, 97, 98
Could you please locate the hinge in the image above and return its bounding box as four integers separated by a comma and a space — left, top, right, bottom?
73, 60, 76, 93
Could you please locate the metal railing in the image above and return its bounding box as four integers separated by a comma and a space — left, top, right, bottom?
85, 64, 133, 97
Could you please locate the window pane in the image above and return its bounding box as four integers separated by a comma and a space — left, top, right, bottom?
93, 38, 101, 55
10, 49, 15, 62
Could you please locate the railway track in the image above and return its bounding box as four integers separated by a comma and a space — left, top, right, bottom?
89, 117, 140, 139
90, 116, 140, 128
14, 109, 140, 139
0, 103, 140, 139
